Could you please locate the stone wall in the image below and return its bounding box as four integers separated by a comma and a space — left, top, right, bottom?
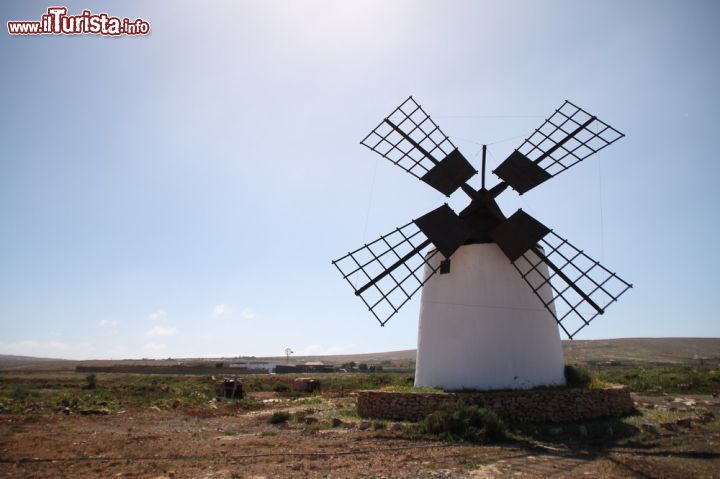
357, 387, 634, 423
75, 365, 265, 375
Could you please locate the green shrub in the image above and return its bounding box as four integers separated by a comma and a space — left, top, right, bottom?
12, 387, 31, 400
597, 366, 717, 393
564, 365, 592, 388
309, 373, 411, 391
247, 379, 265, 392
420, 403, 509, 442
268, 411, 290, 424
272, 383, 290, 393
84, 374, 97, 390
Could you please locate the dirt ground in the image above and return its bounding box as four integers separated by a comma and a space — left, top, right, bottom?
1, 391, 719, 479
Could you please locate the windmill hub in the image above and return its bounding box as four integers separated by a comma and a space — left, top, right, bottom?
333, 97, 632, 390
458, 189, 506, 245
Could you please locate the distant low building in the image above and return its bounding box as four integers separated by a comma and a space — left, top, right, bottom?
275, 363, 334, 374
248, 362, 275, 370
228, 361, 275, 372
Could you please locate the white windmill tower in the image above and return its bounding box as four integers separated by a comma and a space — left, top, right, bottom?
332, 97, 631, 390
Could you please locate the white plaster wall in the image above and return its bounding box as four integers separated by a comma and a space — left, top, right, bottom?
414, 243, 565, 390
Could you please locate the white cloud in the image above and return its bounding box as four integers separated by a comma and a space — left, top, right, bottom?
98, 319, 119, 330
213, 304, 231, 316
144, 326, 177, 337
212, 304, 254, 319
148, 309, 168, 321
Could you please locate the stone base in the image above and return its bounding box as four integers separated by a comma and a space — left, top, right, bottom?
357, 387, 634, 423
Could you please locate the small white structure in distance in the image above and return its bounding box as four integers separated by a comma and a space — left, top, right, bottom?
229, 362, 275, 371
304, 361, 325, 367
414, 243, 565, 390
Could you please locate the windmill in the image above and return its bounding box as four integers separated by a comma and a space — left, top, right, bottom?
332, 97, 632, 390
285, 347, 294, 364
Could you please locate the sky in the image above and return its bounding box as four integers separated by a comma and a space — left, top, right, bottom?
1, 0, 718, 360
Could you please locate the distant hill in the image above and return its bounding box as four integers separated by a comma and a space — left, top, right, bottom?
0, 354, 64, 363
1, 338, 718, 371
562, 337, 720, 367
273, 338, 720, 368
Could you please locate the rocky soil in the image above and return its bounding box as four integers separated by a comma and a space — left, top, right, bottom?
1, 391, 719, 478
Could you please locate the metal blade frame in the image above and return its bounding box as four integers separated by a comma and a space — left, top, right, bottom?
513, 230, 632, 338
332, 221, 441, 326
514, 100, 625, 179
360, 96, 458, 182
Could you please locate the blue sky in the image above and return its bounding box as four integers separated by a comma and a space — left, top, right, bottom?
1, 1, 718, 359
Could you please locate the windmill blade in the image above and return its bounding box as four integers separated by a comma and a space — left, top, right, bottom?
332, 221, 441, 326
332, 205, 468, 326
361, 96, 477, 196
512, 230, 632, 339
493, 100, 625, 194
